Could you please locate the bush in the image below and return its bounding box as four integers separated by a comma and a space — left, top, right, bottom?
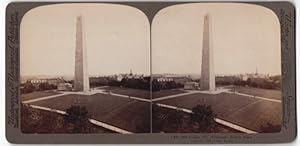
21, 104, 111, 133
21, 104, 65, 133
191, 104, 217, 132
65, 105, 90, 133
167, 109, 184, 129
21, 83, 35, 94
260, 122, 281, 133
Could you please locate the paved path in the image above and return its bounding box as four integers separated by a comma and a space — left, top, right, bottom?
153, 87, 231, 102
152, 91, 198, 102
108, 92, 151, 102
23, 86, 280, 104
23, 93, 70, 104
154, 87, 280, 103
225, 91, 281, 103
95, 86, 109, 89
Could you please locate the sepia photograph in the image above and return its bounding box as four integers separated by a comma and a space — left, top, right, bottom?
20, 3, 151, 133
20, 3, 281, 134
151, 3, 281, 133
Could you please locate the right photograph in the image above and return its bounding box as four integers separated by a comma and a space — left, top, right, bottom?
151, 3, 281, 133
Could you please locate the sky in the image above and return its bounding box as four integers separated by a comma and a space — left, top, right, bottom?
20, 4, 150, 77
152, 3, 281, 75
21, 3, 281, 77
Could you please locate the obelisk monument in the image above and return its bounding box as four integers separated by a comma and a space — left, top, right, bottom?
74, 15, 90, 92
200, 14, 215, 91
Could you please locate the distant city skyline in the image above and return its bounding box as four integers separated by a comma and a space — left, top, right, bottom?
21, 71, 279, 79
21, 3, 281, 77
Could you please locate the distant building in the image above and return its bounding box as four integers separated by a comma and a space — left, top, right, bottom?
110, 69, 145, 81
57, 83, 73, 91
184, 82, 199, 90
116, 75, 123, 81
238, 73, 270, 81
156, 77, 173, 82
29, 78, 64, 86
29, 79, 47, 84
239, 74, 250, 81
173, 76, 192, 84
47, 78, 64, 86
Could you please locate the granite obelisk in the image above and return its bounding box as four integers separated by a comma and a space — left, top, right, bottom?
74, 16, 90, 92
200, 14, 215, 91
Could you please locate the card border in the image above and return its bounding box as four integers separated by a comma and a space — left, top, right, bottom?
5, 1, 297, 144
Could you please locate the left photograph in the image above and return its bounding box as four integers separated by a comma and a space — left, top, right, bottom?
20, 4, 151, 133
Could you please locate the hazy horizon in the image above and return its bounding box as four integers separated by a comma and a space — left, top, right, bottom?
21, 71, 280, 78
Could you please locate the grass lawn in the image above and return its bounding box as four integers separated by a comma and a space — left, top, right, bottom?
103, 86, 150, 99
21, 104, 114, 133
157, 92, 281, 132
152, 89, 186, 99
21, 87, 281, 133
227, 86, 281, 100
152, 106, 238, 133
28, 93, 150, 133
21, 91, 61, 101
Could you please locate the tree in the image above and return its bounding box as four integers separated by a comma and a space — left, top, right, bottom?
21, 82, 35, 94
152, 80, 161, 91
64, 105, 90, 133
38, 82, 56, 91
190, 104, 217, 132
167, 109, 183, 129
108, 79, 121, 86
